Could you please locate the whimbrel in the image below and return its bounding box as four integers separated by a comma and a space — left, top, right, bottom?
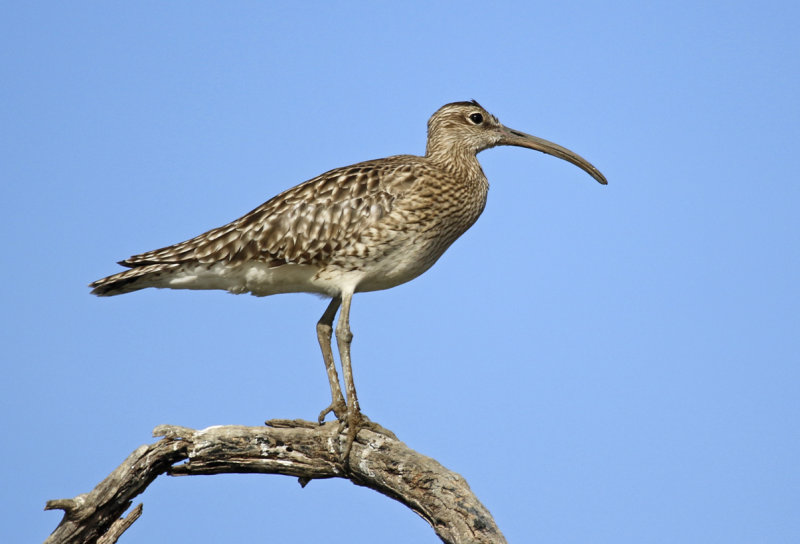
91, 101, 606, 456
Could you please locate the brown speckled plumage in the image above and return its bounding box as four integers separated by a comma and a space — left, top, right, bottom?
90, 101, 606, 456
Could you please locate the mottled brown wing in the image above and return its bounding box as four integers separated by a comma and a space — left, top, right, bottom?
120, 157, 421, 268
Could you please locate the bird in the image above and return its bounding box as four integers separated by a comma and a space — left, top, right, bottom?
90, 100, 607, 457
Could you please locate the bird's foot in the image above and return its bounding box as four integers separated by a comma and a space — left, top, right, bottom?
337, 407, 369, 463
317, 399, 348, 424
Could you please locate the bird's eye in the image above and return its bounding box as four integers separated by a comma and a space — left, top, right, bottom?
469, 112, 484, 124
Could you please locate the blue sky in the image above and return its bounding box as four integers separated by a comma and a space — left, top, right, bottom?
3, 2, 798, 543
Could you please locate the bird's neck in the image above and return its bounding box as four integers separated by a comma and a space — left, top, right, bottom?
425, 145, 486, 184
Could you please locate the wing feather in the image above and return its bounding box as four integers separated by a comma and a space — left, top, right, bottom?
120, 157, 421, 269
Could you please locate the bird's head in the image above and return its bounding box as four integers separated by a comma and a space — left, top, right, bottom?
426, 101, 607, 185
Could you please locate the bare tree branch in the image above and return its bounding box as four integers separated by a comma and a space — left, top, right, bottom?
45, 438, 187, 544
96, 504, 142, 544
45, 420, 507, 544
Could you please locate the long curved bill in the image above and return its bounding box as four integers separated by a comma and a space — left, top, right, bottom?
500, 126, 607, 185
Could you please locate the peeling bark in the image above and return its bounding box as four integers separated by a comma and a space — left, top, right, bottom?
45, 420, 506, 544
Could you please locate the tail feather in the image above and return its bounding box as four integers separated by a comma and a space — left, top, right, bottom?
89, 263, 181, 296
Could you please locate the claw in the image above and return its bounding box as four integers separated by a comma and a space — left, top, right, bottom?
318, 399, 347, 424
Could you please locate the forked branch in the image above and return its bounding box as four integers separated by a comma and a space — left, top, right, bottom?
44, 420, 506, 544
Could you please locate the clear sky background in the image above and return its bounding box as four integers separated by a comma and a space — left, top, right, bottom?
3, 2, 798, 543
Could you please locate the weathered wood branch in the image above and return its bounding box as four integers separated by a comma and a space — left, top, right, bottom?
45, 420, 507, 544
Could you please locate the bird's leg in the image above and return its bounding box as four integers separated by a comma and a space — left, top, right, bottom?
335, 290, 364, 460
316, 297, 347, 423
